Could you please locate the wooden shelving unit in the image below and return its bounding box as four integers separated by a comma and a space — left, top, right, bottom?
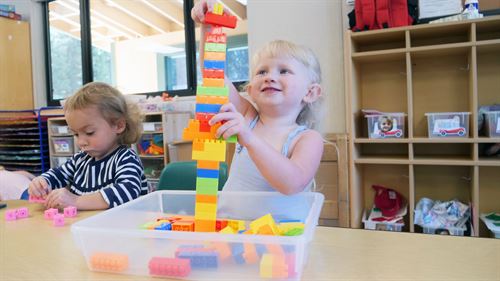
345, 16, 500, 238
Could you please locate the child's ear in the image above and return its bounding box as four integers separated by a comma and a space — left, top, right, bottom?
303, 83, 322, 103
114, 118, 126, 134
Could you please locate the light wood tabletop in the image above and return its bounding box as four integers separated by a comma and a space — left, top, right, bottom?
1, 200, 499, 280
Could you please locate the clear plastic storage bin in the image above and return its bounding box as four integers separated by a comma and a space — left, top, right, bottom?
365, 113, 405, 139
422, 226, 466, 236
72, 191, 324, 280
362, 213, 404, 232
425, 112, 470, 138
52, 137, 74, 154
483, 111, 500, 137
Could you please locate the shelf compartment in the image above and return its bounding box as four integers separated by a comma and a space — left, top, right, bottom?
411, 52, 472, 138
409, 23, 472, 47
358, 164, 411, 232
356, 143, 409, 159
350, 29, 406, 53
477, 44, 500, 113
478, 166, 500, 238
475, 19, 500, 41
413, 143, 474, 161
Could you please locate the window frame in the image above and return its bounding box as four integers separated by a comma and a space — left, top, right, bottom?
43, 0, 197, 106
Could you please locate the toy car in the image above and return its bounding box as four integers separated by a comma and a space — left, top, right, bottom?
379, 129, 403, 138
439, 127, 466, 137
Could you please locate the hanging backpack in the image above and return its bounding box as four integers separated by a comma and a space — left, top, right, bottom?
350, 0, 414, 31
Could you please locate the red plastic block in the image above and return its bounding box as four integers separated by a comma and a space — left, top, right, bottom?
149, 257, 191, 278
196, 113, 216, 122
203, 69, 224, 79
199, 120, 211, 132
204, 12, 237, 29
206, 33, 227, 44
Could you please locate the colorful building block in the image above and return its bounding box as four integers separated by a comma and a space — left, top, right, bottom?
204, 51, 226, 60
148, 257, 191, 278
259, 254, 288, 279
195, 219, 216, 232
172, 221, 195, 232
250, 214, 280, 235
175, 247, 219, 268
204, 42, 227, 52
16, 207, 29, 218
202, 69, 224, 79
90, 252, 129, 272
196, 194, 218, 204
212, 2, 224, 15
29, 194, 46, 203
44, 208, 59, 220
203, 60, 225, 70
53, 213, 65, 226
196, 86, 229, 96
202, 77, 225, 87
204, 12, 237, 29
195, 103, 222, 114
63, 206, 77, 217
4, 209, 17, 221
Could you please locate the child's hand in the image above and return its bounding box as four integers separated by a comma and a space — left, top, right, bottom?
191, 0, 231, 23
210, 103, 254, 147
28, 176, 50, 198
44, 188, 77, 209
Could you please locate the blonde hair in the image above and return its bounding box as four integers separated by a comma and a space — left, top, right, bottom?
250, 40, 324, 129
64, 82, 143, 144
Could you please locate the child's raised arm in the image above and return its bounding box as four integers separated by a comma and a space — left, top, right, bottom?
191, 0, 251, 115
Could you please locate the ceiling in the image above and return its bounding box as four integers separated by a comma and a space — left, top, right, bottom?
48, 0, 247, 50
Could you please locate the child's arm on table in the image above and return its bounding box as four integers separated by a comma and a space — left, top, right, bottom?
210, 103, 324, 195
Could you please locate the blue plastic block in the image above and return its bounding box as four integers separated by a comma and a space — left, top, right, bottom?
255, 244, 267, 256
154, 222, 172, 230
197, 168, 219, 179
204, 60, 225, 70
196, 103, 222, 114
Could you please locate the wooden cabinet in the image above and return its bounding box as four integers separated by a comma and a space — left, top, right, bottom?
345, 16, 500, 237
0, 17, 33, 110
47, 117, 77, 168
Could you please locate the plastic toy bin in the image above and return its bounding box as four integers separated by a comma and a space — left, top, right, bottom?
425, 112, 470, 138
365, 113, 405, 139
71, 191, 324, 280
484, 111, 500, 137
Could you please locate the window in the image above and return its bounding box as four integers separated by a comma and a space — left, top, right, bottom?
45, 0, 248, 105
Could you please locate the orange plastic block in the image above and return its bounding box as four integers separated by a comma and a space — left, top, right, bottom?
250, 214, 280, 235
266, 244, 285, 256
172, 221, 195, 232
259, 254, 288, 279
203, 69, 224, 79
211, 242, 231, 260
90, 252, 129, 272
243, 243, 259, 264
196, 95, 228, 105
195, 219, 216, 232
203, 78, 225, 88
197, 160, 219, 170
204, 51, 226, 60
196, 194, 217, 204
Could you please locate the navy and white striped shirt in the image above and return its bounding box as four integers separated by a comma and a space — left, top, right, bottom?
42, 145, 148, 208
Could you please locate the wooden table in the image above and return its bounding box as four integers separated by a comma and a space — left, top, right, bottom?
1, 200, 499, 280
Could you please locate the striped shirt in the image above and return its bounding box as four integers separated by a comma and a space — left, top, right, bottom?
42, 145, 148, 208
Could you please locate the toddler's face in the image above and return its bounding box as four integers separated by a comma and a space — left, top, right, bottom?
380, 118, 393, 132
66, 106, 124, 160
249, 55, 312, 111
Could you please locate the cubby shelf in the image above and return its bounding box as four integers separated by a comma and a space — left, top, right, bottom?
346, 16, 500, 238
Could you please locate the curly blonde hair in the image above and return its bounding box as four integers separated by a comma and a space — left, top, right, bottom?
250, 40, 324, 130
63, 82, 143, 144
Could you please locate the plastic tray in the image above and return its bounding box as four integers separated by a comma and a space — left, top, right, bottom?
71, 190, 324, 280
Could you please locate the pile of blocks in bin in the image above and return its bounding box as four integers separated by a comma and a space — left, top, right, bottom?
363, 185, 407, 232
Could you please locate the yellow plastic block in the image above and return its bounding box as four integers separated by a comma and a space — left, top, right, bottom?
195, 219, 216, 232
219, 226, 237, 234
259, 254, 288, 279
259, 254, 273, 278
204, 51, 226, 61
196, 95, 228, 105
197, 160, 220, 170
213, 2, 223, 15
195, 211, 217, 221
227, 219, 246, 231
250, 214, 280, 235
192, 139, 226, 162
203, 78, 225, 87
196, 202, 217, 214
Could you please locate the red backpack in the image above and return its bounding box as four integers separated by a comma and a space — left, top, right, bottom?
352, 0, 413, 31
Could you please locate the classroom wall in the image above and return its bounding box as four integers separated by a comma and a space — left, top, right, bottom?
0, 0, 46, 109
247, 0, 346, 134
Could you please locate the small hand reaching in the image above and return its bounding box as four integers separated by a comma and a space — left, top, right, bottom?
191, 0, 231, 24
209, 103, 254, 147
44, 188, 78, 209
28, 176, 50, 198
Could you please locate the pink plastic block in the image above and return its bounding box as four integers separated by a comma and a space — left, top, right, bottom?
63, 206, 77, 217
44, 208, 59, 220
5, 209, 17, 221
16, 207, 29, 219
53, 214, 65, 227
29, 195, 46, 203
